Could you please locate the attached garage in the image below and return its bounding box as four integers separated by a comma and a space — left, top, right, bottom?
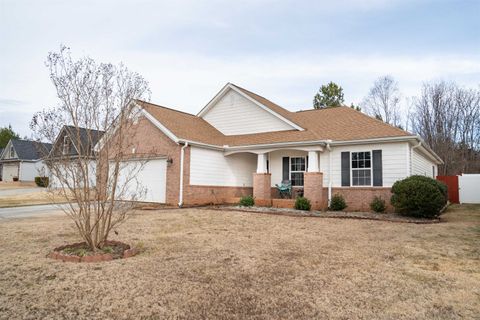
114, 158, 167, 203
2, 163, 19, 181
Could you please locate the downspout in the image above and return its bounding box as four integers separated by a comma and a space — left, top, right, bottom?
178, 142, 189, 207
326, 141, 333, 207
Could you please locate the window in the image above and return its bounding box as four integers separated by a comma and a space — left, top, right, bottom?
351, 151, 371, 186
10, 146, 14, 158
290, 157, 306, 186
63, 136, 70, 155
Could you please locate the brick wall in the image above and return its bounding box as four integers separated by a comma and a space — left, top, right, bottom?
323, 187, 394, 212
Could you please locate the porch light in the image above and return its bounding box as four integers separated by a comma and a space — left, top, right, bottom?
166, 157, 173, 166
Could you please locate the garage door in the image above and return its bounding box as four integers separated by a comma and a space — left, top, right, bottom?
2, 164, 18, 181
114, 159, 167, 203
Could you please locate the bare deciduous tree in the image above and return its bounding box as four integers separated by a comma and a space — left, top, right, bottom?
363, 76, 402, 127
30, 46, 151, 251
412, 81, 480, 175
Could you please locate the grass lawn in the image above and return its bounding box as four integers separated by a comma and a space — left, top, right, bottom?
0, 205, 479, 319
0, 190, 69, 208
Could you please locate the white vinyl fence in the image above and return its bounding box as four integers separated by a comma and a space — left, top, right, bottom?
459, 174, 480, 204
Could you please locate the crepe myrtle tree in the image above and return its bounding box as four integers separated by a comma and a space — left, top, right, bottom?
30, 46, 151, 251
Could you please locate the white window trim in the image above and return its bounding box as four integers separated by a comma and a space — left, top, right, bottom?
350, 150, 373, 187
289, 156, 307, 187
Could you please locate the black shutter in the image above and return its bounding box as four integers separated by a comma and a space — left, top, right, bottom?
372, 150, 383, 186
341, 152, 350, 186
282, 157, 289, 181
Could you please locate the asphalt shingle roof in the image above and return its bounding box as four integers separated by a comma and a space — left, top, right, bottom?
10, 139, 52, 160
136, 84, 412, 147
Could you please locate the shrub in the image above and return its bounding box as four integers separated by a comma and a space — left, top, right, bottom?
370, 196, 386, 213
295, 197, 311, 211
391, 175, 447, 219
13, 177, 19, 182
239, 195, 254, 207
329, 194, 347, 211
35, 176, 49, 188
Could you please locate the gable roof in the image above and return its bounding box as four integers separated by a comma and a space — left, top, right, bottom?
197, 83, 304, 132
4, 139, 52, 161
50, 125, 105, 157
135, 83, 411, 147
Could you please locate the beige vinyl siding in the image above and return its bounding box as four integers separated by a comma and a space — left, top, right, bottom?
202, 90, 295, 135
189, 146, 256, 187
319, 142, 409, 187
411, 148, 436, 178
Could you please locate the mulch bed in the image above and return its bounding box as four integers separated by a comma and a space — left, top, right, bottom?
211, 205, 441, 224
47, 240, 138, 263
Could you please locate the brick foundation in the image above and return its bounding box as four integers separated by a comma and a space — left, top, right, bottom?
304, 172, 324, 210
183, 185, 253, 205
323, 187, 393, 212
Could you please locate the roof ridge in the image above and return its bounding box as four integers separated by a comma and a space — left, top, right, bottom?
229, 83, 292, 113
136, 99, 197, 117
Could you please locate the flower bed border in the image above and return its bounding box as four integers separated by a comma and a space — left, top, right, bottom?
47, 240, 138, 263
210, 206, 442, 224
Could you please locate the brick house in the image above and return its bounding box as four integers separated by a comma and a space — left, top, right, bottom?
101, 83, 443, 211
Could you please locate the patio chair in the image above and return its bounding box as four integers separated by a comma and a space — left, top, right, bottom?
275, 180, 292, 199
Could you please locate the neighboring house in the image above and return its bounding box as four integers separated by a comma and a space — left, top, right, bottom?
47, 125, 104, 187
0, 139, 52, 182
0, 148, 3, 180
101, 83, 443, 211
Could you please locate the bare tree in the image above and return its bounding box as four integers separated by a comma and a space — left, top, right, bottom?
363, 76, 402, 127
31, 46, 150, 251
412, 81, 480, 175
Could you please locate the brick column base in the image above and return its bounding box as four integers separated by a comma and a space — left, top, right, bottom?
253, 173, 272, 207
304, 172, 324, 210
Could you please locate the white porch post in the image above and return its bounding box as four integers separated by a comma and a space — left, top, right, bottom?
256, 153, 267, 173
307, 151, 319, 172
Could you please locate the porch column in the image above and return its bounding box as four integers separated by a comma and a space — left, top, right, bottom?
307, 151, 319, 172
304, 151, 324, 210
253, 153, 271, 206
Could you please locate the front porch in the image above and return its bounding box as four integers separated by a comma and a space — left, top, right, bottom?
227, 146, 326, 210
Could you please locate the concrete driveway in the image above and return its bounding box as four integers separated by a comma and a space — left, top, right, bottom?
0, 204, 67, 220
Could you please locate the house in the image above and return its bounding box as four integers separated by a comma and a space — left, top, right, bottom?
0, 148, 3, 180
102, 83, 443, 211
0, 139, 52, 182
47, 125, 104, 188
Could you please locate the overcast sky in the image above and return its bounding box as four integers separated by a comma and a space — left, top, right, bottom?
1, 0, 479, 137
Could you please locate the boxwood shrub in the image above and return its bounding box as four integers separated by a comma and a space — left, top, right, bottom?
370, 196, 386, 213
329, 194, 347, 211
35, 176, 49, 188
239, 195, 254, 207
295, 197, 311, 211
391, 175, 447, 219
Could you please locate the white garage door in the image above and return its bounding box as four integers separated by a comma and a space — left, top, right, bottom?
2, 163, 18, 181
115, 159, 167, 203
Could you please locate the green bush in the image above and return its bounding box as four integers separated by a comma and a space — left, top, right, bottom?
391, 175, 447, 219
329, 194, 347, 211
370, 196, 386, 213
35, 176, 49, 188
239, 195, 254, 207
295, 197, 311, 211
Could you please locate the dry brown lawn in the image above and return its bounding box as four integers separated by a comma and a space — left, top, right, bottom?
0, 190, 70, 208
0, 205, 479, 319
